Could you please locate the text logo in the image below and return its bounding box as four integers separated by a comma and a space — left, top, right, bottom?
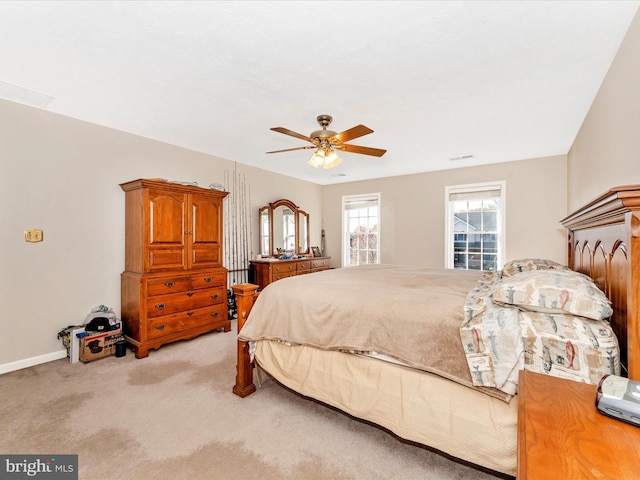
0, 455, 77, 480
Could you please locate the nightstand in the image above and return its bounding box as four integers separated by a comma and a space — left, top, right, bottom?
517, 370, 640, 479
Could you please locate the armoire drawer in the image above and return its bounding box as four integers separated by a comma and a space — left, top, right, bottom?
191, 271, 226, 289
146, 276, 191, 296
146, 304, 227, 339
146, 287, 226, 317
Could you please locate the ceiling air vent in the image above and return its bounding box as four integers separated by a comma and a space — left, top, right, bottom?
449, 155, 475, 161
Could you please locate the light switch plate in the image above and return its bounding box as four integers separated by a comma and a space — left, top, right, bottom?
25, 229, 43, 242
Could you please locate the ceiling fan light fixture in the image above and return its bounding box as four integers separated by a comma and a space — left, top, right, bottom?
307, 146, 342, 169
322, 149, 342, 169
307, 150, 326, 168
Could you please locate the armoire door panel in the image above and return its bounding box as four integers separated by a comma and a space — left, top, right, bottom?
147, 248, 186, 271
191, 246, 221, 268
190, 195, 222, 245
188, 194, 222, 268
148, 190, 186, 245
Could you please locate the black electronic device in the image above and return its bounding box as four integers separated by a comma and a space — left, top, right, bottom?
596, 374, 640, 427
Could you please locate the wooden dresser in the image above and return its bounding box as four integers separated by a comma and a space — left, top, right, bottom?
517, 370, 640, 479
120, 179, 230, 358
249, 257, 330, 290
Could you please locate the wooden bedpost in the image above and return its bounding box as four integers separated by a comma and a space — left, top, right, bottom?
232, 283, 260, 397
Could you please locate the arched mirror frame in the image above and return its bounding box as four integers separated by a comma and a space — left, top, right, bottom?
298, 209, 309, 254
259, 199, 310, 257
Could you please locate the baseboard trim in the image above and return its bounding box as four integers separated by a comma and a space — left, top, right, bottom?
0, 350, 68, 375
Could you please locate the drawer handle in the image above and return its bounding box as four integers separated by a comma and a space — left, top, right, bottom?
155, 303, 167, 310
154, 324, 167, 330
210, 312, 219, 318
164, 281, 175, 288
186, 292, 195, 297
204, 277, 212, 282
211, 293, 219, 299
187, 311, 194, 316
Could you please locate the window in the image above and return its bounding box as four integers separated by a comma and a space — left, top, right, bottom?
342, 193, 380, 266
445, 182, 505, 271
282, 208, 295, 251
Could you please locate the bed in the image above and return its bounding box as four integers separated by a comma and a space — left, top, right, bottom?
231, 185, 640, 477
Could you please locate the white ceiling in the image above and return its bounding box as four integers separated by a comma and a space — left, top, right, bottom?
1, 1, 638, 185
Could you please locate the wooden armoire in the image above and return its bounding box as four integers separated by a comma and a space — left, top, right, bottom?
120, 179, 230, 358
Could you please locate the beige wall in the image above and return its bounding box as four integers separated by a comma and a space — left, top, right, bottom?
568, 10, 640, 211
321, 155, 567, 269
0, 99, 323, 368
0, 96, 568, 370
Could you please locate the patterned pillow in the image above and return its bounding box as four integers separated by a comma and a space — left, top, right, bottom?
501, 258, 569, 277
520, 311, 620, 383
492, 270, 613, 321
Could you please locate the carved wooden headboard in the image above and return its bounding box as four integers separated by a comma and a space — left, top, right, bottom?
561, 185, 640, 380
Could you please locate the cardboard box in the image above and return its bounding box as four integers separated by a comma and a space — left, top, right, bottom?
79, 328, 123, 363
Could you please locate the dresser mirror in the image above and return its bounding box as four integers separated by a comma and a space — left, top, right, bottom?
259, 199, 309, 257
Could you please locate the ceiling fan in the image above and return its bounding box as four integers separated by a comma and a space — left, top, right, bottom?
266, 114, 386, 169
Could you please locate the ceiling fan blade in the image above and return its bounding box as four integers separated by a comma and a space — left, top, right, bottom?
338, 143, 387, 157
271, 127, 314, 143
332, 124, 374, 143
266, 145, 315, 154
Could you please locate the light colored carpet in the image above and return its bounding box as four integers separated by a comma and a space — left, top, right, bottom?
0, 322, 509, 479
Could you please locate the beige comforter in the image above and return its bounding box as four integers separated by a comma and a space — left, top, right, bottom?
239, 264, 511, 401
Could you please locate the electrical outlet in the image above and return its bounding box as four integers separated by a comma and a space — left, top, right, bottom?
25, 229, 43, 242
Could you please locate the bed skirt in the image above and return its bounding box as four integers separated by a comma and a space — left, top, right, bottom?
254, 339, 518, 476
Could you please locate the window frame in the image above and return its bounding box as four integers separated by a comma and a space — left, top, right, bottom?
444, 181, 506, 271
341, 193, 381, 267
